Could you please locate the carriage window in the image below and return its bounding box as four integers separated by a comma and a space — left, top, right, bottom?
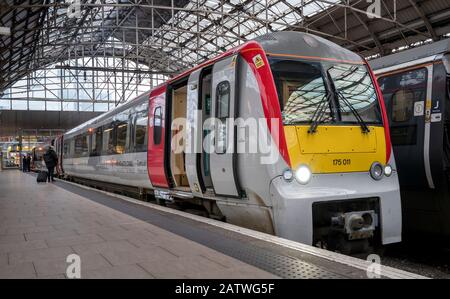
378, 67, 427, 123
216, 81, 230, 119
63, 141, 69, 156
74, 136, 82, 157
74, 134, 88, 157
103, 124, 116, 155
135, 111, 148, 152
153, 107, 163, 145
115, 110, 131, 154
116, 122, 128, 154
378, 67, 427, 146
392, 89, 414, 122
90, 128, 102, 156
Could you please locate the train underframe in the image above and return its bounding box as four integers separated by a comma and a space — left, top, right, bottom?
61, 174, 226, 219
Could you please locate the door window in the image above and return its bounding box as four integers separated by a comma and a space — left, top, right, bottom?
153, 107, 163, 145
216, 81, 230, 119
215, 81, 230, 154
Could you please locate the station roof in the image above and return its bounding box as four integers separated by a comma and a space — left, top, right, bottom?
1, 0, 450, 94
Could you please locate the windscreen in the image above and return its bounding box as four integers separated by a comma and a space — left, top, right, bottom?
270, 58, 382, 126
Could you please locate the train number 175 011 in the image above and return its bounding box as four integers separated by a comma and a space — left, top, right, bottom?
333, 159, 351, 166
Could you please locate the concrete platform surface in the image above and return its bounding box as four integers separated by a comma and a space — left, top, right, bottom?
0, 171, 277, 279
0, 171, 425, 280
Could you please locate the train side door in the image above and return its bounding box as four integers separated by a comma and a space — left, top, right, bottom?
378, 66, 432, 188
209, 55, 242, 198
185, 69, 205, 197
58, 136, 64, 174
148, 87, 170, 188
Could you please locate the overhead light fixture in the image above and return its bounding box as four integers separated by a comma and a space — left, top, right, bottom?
0, 27, 11, 36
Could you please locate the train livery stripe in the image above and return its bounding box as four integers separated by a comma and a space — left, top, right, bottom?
266, 52, 365, 65
367, 61, 392, 163
240, 42, 291, 167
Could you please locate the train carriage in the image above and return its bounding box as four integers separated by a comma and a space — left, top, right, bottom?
54, 135, 64, 176
370, 39, 450, 239
31, 146, 46, 172
61, 32, 402, 252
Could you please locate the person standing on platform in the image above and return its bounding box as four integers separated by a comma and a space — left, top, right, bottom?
26, 154, 31, 172
43, 145, 58, 183
22, 155, 27, 172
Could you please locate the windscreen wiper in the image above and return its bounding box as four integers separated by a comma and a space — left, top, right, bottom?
336, 90, 371, 134
325, 68, 370, 134
308, 93, 332, 134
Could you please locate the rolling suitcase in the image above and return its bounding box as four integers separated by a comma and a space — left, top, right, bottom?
37, 171, 48, 183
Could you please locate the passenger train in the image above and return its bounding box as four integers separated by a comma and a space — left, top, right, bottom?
371, 39, 450, 240
31, 146, 46, 172
54, 32, 402, 252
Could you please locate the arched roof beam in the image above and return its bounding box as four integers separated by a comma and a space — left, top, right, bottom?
349, 8, 385, 56
407, 0, 439, 41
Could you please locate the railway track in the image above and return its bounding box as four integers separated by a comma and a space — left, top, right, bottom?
374, 243, 450, 279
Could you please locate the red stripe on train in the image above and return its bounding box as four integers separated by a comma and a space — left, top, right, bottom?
240, 42, 291, 167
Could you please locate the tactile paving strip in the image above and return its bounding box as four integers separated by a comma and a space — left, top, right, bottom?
213, 243, 344, 279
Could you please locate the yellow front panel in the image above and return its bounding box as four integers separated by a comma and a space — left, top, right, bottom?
285, 126, 387, 174
298, 126, 377, 154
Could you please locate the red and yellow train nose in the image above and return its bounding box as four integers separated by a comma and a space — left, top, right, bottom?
284, 125, 389, 177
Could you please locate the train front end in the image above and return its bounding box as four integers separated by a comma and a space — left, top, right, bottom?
259, 32, 402, 252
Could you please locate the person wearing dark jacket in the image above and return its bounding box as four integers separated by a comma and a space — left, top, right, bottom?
43, 146, 58, 182
26, 155, 31, 172
22, 156, 27, 172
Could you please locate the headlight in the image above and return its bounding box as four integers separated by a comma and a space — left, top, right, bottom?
370, 162, 383, 181
282, 169, 294, 182
384, 165, 393, 177
295, 165, 312, 185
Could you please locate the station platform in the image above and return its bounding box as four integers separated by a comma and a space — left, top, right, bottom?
0, 171, 423, 279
